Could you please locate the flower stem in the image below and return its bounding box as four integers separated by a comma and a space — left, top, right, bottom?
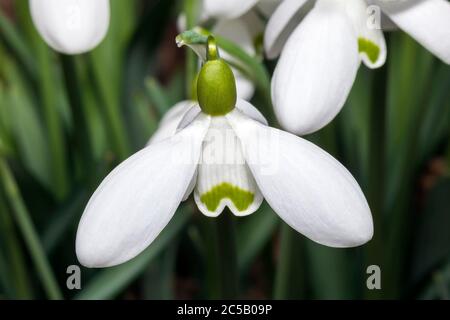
206, 36, 219, 61
60, 54, 94, 179
216, 212, 239, 299
365, 63, 388, 300
0, 158, 63, 300
273, 224, 306, 299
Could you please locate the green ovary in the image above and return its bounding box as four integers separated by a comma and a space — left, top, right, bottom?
200, 183, 254, 212
358, 38, 380, 64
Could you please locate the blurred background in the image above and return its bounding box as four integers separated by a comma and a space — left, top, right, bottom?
0, 0, 449, 300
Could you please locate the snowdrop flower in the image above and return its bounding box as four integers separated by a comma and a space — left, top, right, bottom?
76, 38, 373, 268
265, 0, 450, 135
29, 0, 110, 54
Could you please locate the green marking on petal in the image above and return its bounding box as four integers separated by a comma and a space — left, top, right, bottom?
200, 183, 254, 212
358, 37, 380, 64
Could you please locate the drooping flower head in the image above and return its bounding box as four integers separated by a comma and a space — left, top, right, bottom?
76, 35, 373, 268
264, 0, 450, 135
29, 0, 110, 54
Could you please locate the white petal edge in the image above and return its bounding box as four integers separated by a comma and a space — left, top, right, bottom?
148, 99, 266, 146
227, 109, 373, 247
76, 114, 210, 267
264, 0, 313, 59
147, 101, 198, 145
236, 99, 268, 125
203, 0, 261, 19
378, 0, 450, 64
29, 0, 110, 54
272, 0, 360, 135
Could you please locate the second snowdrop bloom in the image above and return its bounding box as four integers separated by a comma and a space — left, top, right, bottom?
76, 38, 373, 268
266, 0, 450, 135
29, 0, 110, 54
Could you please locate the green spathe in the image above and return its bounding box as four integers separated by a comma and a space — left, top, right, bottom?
200, 182, 254, 212
197, 59, 237, 116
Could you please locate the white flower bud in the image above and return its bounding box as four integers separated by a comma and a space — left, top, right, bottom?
29, 0, 110, 54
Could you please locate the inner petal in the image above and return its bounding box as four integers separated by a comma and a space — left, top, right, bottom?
194, 117, 263, 217
345, 0, 387, 69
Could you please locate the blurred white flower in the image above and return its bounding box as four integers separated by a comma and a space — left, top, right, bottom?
76, 97, 373, 267
203, 0, 280, 19
265, 0, 450, 135
29, 0, 110, 54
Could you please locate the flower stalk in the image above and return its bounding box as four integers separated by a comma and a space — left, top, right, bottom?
216, 212, 239, 299
274, 224, 306, 299
365, 61, 388, 300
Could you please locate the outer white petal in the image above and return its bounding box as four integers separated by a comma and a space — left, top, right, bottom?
264, 0, 313, 59
147, 102, 201, 202
227, 110, 373, 247
377, 0, 450, 64
29, 0, 110, 54
76, 115, 210, 267
214, 19, 256, 100
148, 101, 199, 145
236, 99, 268, 125
195, 117, 263, 217
272, 0, 359, 135
345, 0, 387, 68
203, 0, 261, 19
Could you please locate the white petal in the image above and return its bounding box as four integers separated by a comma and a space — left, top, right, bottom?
378, 0, 450, 64
76, 115, 210, 267
148, 101, 199, 145
147, 102, 201, 202
272, 0, 359, 135
194, 117, 263, 217
177, 105, 203, 130
29, 0, 109, 54
264, 0, 313, 59
236, 99, 268, 125
345, 0, 387, 68
227, 110, 373, 247
203, 0, 261, 19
